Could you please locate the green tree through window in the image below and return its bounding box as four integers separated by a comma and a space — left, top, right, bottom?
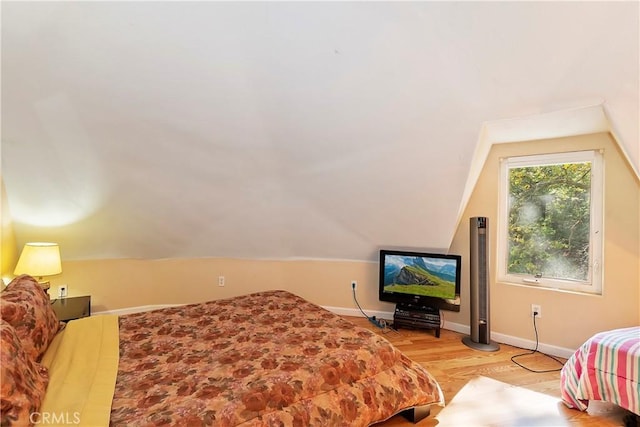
508, 163, 591, 281
498, 150, 603, 294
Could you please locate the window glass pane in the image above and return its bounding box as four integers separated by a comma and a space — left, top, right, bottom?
507, 162, 591, 282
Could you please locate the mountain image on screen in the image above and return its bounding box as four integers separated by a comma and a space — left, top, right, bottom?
384, 255, 456, 299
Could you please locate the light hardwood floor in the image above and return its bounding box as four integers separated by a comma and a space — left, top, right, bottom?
344, 316, 635, 427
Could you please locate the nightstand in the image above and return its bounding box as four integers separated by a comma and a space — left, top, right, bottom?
52, 295, 91, 322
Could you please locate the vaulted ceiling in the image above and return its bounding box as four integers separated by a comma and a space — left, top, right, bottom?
2, 1, 638, 261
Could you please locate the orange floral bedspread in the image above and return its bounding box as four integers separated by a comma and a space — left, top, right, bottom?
110, 290, 443, 426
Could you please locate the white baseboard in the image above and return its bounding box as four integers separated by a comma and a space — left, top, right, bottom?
322, 306, 575, 359
441, 320, 574, 358
322, 306, 394, 320
490, 329, 575, 359
95, 303, 576, 359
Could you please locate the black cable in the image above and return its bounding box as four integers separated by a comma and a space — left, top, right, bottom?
511, 313, 565, 373
351, 285, 386, 329
351, 285, 369, 318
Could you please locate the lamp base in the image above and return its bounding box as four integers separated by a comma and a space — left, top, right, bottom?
36, 280, 51, 294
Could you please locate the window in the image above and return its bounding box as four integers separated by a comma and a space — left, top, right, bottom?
498, 150, 603, 294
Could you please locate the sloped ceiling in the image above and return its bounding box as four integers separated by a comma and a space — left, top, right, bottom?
2, 1, 638, 261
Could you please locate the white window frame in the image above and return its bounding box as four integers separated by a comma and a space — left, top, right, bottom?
497, 150, 603, 294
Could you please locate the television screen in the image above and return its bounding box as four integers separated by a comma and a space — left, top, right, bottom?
379, 249, 461, 312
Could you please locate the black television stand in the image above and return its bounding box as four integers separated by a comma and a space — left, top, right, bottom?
393, 304, 441, 338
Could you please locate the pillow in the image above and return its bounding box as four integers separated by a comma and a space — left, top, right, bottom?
1, 275, 63, 361
0, 319, 49, 427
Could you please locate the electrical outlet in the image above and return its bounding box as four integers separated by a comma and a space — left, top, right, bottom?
351, 280, 357, 290
58, 285, 68, 298
218, 276, 225, 287
531, 304, 542, 318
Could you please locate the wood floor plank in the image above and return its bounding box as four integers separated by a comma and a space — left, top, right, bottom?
344, 316, 634, 426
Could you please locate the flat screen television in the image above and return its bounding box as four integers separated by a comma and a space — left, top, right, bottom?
379, 249, 461, 312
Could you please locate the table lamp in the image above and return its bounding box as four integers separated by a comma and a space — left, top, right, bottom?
13, 242, 62, 293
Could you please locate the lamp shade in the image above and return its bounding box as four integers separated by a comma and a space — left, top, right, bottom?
14, 243, 62, 278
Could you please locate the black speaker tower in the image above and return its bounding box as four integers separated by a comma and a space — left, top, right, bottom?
462, 217, 499, 351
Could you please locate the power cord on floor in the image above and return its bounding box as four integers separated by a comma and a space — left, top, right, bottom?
511, 311, 565, 373
351, 284, 388, 330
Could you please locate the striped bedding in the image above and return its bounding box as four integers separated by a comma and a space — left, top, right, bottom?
560, 326, 639, 415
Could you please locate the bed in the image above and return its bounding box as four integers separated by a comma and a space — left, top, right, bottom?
560, 326, 640, 416
1, 275, 444, 426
